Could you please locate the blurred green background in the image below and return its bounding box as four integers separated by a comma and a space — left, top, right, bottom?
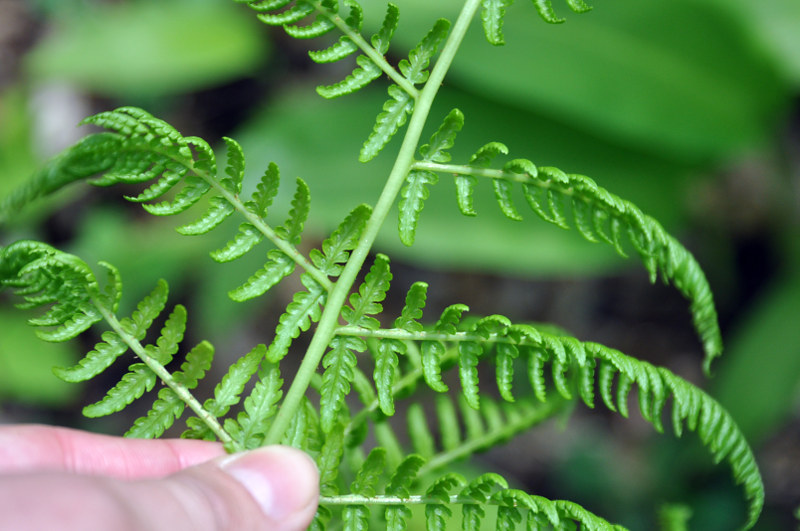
0, 0, 798, 528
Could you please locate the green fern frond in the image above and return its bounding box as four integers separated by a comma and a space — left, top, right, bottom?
336, 310, 762, 528
0, 242, 240, 446
224, 359, 284, 450
323, 459, 625, 530
532, 0, 593, 24
480, 0, 513, 45
2, 107, 330, 305
126, 341, 214, 439
342, 254, 392, 330
415, 149, 723, 372
320, 336, 363, 433
183, 344, 264, 441
398, 110, 463, 244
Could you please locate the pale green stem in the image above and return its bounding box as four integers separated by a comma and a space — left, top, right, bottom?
95, 302, 237, 449
264, 0, 483, 445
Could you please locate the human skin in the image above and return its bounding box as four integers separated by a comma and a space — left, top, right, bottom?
0, 424, 319, 531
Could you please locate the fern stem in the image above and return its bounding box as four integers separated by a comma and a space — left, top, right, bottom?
312, 1, 419, 99
95, 302, 237, 449
263, 0, 484, 445
319, 493, 527, 506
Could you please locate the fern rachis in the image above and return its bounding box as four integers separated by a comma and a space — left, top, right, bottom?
0, 0, 765, 529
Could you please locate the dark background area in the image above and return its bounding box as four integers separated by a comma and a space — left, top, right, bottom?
1, 0, 798, 528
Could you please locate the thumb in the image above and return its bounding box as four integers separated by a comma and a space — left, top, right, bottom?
0, 445, 320, 531
161, 445, 320, 531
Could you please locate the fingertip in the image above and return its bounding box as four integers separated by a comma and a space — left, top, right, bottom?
220, 446, 319, 531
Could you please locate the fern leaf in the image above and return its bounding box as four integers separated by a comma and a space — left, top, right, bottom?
228, 249, 295, 302
141, 175, 211, 216
53, 331, 127, 382
277, 177, 311, 245
320, 336, 363, 433
125, 387, 185, 439
310, 36, 358, 63
385, 454, 425, 528
285, 14, 336, 39
145, 304, 188, 365
435, 303, 469, 334
420, 109, 464, 164
211, 223, 264, 263
267, 273, 325, 362
374, 339, 404, 416
425, 473, 468, 530
184, 344, 264, 440
481, 0, 513, 45
281, 396, 323, 452
352, 447, 386, 496
495, 342, 519, 402
434, 394, 461, 452
120, 279, 169, 340
124, 340, 213, 438
461, 473, 509, 530
83, 363, 156, 418
317, 54, 382, 99
176, 196, 235, 236
248, 162, 281, 218
360, 85, 413, 163
125, 167, 185, 203
319, 423, 345, 495
493, 179, 523, 220
399, 19, 450, 85
458, 340, 483, 410
227, 358, 283, 450
342, 254, 392, 330
311, 204, 371, 276
256, 2, 314, 25
454, 175, 478, 216
406, 403, 435, 459
343, 447, 386, 530
220, 137, 245, 192
372, 3, 400, 54
395, 281, 427, 332
398, 170, 438, 246
421, 340, 449, 393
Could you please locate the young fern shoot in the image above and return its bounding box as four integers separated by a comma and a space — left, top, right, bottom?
0, 0, 765, 529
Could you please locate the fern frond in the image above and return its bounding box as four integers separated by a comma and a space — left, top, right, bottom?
415, 150, 723, 372
323, 460, 625, 530
126, 341, 214, 439
337, 307, 762, 529
0, 242, 240, 445
342, 253, 392, 330
398, 170, 438, 246
532, 0, 593, 24
183, 344, 264, 441
320, 336, 363, 433
401, 18, 451, 86
2, 107, 331, 305
224, 359, 284, 450
0, 241, 105, 341
480, 0, 513, 45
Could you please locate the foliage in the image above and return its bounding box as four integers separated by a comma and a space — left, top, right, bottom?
0, 1, 770, 529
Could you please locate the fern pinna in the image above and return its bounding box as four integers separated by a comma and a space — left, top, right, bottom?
0, 0, 763, 529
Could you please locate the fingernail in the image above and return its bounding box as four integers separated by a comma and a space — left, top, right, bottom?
220, 446, 319, 521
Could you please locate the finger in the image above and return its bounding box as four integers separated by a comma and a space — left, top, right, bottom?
0, 424, 225, 478
0, 445, 319, 531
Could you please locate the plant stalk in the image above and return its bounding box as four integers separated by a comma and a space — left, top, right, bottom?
264, 0, 483, 444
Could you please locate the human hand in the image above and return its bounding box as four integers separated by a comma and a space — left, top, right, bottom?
0, 424, 319, 531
